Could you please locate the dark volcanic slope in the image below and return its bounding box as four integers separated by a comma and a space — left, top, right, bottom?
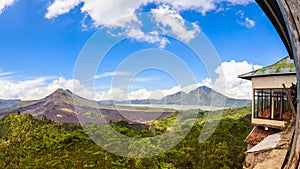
0, 89, 172, 124
1, 89, 90, 123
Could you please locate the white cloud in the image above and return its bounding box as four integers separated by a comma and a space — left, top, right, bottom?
0, 76, 93, 101
94, 78, 213, 101
244, 17, 255, 28
212, 60, 262, 99
45, 0, 255, 25
237, 16, 256, 28
151, 5, 200, 43
94, 86, 181, 101
182, 78, 213, 94
132, 76, 160, 83
80, 0, 149, 27
105, 14, 170, 48
94, 71, 130, 79
0, 77, 53, 100
160, 0, 215, 15
45, 0, 255, 45
128, 88, 151, 100
117, 29, 170, 48
45, 0, 82, 19
0, 61, 260, 102
236, 10, 255, 28
46, 76, 94, 99
225, 0, 254, 5
106, 13, 142, 29
95, 88, 127, 101
0, 0, 17, 14
0, 71, 14, 77
236, 10, 244, 18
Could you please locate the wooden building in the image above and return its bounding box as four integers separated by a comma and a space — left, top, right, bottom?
239, 56, 296, 128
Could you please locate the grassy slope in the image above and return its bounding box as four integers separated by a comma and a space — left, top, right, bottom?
0, 106, 252, 169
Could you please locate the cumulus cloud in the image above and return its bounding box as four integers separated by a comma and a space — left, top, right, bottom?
45, 0, 82, 19
82, 0, 149, 27
212, 60, 262, 99
0, 0, 17, 14
45, 0, 213, 25
128, 88, 151, 100
0, 77, 52, 100
46, 77, 94, 99
151, 5, 200, 43
0, 72, 212, 101
105, 14, 171, 48
45, 0, 255, 25
162, 0, 253, 13
94, 78, 213, 101
0, 60, 260, 101
94, 87, 171, 101
95, 88, 127, 101
0, 76, 94, 101
182, 78, 213, 93
111, 28, 170, 48
44, 0, 255, 45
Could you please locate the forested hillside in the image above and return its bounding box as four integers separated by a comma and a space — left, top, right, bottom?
0, 107, 252, 168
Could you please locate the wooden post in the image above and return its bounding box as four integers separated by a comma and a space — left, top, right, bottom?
283, 83, 296, 120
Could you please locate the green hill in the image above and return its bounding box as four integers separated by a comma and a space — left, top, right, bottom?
0, 106, 252, 169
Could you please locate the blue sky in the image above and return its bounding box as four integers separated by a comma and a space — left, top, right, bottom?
0, 0, 288, 101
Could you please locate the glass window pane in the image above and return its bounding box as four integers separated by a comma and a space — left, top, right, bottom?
273, 94, 282, 120
253, 88, 292, 121
255, 89, 262, 95
254, 95, 259, 118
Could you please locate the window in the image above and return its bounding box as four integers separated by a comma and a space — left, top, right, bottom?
254, 88, 290, 120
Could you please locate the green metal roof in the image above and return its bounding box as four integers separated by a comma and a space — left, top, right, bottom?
238, 56, 296, 80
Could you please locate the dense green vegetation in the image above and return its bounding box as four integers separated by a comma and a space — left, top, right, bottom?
0, 106, 252, 168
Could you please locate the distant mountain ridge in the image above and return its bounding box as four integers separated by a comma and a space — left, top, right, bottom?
0, 99, 21, 110
0, 89, 172, 124
100, 86, 251, 108
0, 86, 250, 124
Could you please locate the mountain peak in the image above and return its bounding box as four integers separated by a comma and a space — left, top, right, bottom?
195, 85, 212, 91
50, 88, 73, 96
44, 88, 75, 104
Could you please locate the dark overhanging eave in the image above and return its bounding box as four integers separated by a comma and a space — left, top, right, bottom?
256, 0, 294, 59
237, 75, 252, 80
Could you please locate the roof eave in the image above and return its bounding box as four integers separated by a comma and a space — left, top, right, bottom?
237, 75, 252, 81
238, 72, 296, 81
